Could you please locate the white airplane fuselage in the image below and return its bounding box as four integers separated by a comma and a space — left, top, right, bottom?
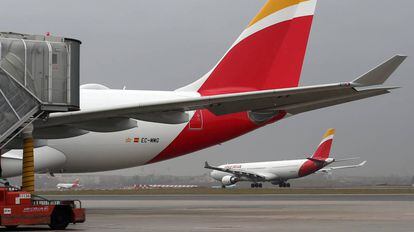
56, 183, 77, 189
207, 128, 366, 187
48, 88, 201, 173
2, 87, 285, 176
210, 159, 317, 184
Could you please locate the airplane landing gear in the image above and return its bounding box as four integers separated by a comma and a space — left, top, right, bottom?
251, 183, 263, 188
279, 182, 291, 188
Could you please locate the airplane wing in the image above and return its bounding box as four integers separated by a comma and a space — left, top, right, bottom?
37, 55, 405, 129
1, 151, 22, 161
317, 161, 367, 173
204, 162, 266, 181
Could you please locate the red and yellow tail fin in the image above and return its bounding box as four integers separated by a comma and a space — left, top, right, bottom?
312, 128, 335, 160
249, 0, 310, 26
179, 0, 317, 95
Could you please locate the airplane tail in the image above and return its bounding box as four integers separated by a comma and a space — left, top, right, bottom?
73, 178, 80, 186
178, 0, 318, 95
311, 128, 335, 160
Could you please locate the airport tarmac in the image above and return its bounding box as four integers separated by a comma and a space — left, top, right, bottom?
10, 194, 414, 232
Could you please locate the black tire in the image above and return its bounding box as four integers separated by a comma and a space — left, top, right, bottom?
279, 183, 283, 188
287, 183, 291, 188
49, 207, 71, 230
251, 183, 255, 188
258, 183, 263, 188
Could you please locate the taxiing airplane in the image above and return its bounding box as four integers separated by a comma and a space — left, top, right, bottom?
205, 129, 367, 188
56, 179, 81, 190
1, 0, 405, 177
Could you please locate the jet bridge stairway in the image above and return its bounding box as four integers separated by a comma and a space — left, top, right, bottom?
0, 67, 42, 150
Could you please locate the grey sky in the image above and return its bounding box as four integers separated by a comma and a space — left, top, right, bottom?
1, 0, 413, 177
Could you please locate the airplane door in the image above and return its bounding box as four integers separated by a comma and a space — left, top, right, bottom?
189, 110, 203, 130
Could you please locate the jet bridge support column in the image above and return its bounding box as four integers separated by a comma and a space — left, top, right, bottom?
21, 124, 35, 193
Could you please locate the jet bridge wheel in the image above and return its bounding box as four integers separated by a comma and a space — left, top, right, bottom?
49, 206, 71, 230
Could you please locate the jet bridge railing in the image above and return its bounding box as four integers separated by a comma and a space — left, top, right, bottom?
0, 67, 39, 145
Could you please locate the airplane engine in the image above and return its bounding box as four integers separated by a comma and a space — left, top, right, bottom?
1, 146, 66, 178
221, 176, 239, 186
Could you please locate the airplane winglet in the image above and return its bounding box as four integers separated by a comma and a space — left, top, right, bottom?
352, 55, 407, 87
358, 161, 367, 166
204, 161, 210, 169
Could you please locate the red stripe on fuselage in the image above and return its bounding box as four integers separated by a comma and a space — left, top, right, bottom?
298, 160, 324, 177
148, 110, 286, 164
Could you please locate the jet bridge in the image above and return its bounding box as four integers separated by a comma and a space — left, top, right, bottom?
0, 32, 81, 191
0, 32, 80, 147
